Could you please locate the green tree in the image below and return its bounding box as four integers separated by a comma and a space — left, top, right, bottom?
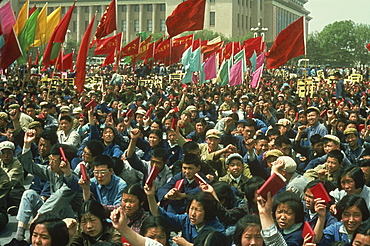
306, 20, 370, 67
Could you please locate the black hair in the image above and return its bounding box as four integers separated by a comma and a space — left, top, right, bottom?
122, 184, 146, 208
336, 194, 369, 221
352, 219, 370, 244
194, 228, 231, 246
327, 149, 344, 164
255, 135, 269, 143
272, 191, 304, 224
92, 155, 114, 169
85, 139, 105, 157
194, 118, 208, 126
50, 143, 78, 163
139, 216, 170, 246
59, 115, 72, 123
212, 182, 236, 209
39, 129, 58, 146
182, 153, 201, 168
182, 141, 199, 154
151, 119, 163, 130
266, 127, 280, 138
29, 214, 69, 246
338, 166, 366, 190
186, 192, 219, 223
358, 158, 370, 168
241, 176, 265, 212
310, 134, 323, 145
233, 215, 262, 246
148, 129, 163, 145
79, 200, 109, 228
152, 147, 169, 162
275, 135, 291, 148
244, 118, 257, 129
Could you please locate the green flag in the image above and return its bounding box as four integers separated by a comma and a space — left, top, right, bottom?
234, 49, 247, 73
182, 64, 192, 84
17, 8, 40, 64
217, 59, 229, 86
249, 51, 257, 72
190, 47, 201, 72
200, 62, 205, 84
181, 47, 192, 66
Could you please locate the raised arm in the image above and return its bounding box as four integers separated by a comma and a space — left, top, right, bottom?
144, 184, 159, 216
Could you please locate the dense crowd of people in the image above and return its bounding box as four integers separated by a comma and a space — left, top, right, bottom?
0, 63, 370, 246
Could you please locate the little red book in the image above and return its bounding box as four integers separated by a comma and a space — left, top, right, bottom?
194, 173, 207, 186
80, 163, 89, 181
145, 107, 153, 117
173, 106, 179, 113
257, 173, 285, 200
174, 179, 184, 192
302, 221, 315, 242
145, 166, 160, 187
171, 118, 178, 130
59, 147, 67, 162
126, 109, 134, 118
310, 182, 331, 203
85, 100, 97, 110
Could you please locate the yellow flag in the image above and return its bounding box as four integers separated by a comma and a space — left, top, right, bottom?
31, 3, 47, 47
32, 6, 61, 47
14, 0, 29, 36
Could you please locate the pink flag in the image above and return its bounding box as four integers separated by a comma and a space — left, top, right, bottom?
204, 53, 217, 80
251, 64, 264, 89
0, 2, 16, 35
229, 59, 243, 86
256, 53, 265, 69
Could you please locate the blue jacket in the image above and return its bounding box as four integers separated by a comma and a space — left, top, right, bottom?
158, 207, 225, 243
318, 221, 349, 246
64, 173, 126, 206
157, 172, 209, 214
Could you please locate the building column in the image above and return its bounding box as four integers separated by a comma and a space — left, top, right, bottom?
126, 5, 132, 42
152, 4, 158, 33
76, 6, 83, 42
139, 4, 144, 32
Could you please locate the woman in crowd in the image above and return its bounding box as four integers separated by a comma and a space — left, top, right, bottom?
313, 194, 369, 245
121, 184, 149, 233
139, 216, 171, 246
29, 214, 70, 246
233, 215, 263, 246
144, 183, 224, 246
70, 200, 121, 246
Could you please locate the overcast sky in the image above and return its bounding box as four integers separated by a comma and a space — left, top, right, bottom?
305, 0, 370, 33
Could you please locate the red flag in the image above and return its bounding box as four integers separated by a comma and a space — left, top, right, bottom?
166, 0, 206, 37
132, 35, 152, 63
29, 4, 37, 17
154, 38, 171, 61
75, 15, 96, 93
42, 3, 75, 68
173, 34, 193, 49
91, 0, 116, 46
0, 28, 22, 69
233, 42, 241, 55
171, 42, 186, 64
266, 16, 305, 69
94, 33, 121, 55
202, 41, 223, 54
243, 36, 262, 58
367, 43, 370, 51
223, 42, 233, 60
145, 43, 154, 59
102, 50, 115, 67
120, 36, 140, 57
57, 51, 74, 71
